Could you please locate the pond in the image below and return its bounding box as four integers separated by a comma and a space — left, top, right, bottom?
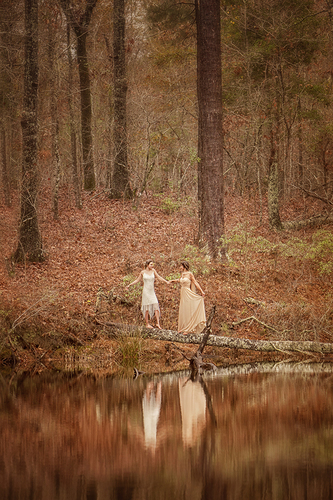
0, 362, 333, 500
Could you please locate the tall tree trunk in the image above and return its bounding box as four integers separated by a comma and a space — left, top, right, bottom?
104, 35, 113, 192
48, 25, 61, 220
14, 0, 43, 263
59, 0, 97, 192
196, 0, 224, 259
67, 23, 82, 208
110, 0, 132, 199
76, 29, 95, 191
267, 121, 282, 230
297, 97, 304, 189
1, 125, 11, 207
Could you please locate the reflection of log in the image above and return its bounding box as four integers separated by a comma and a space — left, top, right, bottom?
96, 317, 333, 355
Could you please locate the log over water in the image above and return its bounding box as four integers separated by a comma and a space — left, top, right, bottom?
98, 321, 333, 355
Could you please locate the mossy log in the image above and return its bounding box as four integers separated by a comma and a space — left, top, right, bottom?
282, 213, 333, 230
96, 318, 333, 355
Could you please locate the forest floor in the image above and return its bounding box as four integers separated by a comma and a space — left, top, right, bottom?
1, 187, 333, 376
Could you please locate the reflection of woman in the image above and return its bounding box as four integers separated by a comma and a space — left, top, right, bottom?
179, 378, 206, 447
126, 260, 169, 329
170, 261, 206, 334
142, 381, 162, 450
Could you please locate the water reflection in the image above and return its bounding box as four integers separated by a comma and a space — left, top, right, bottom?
179, 378, 206, 447
0, 363, 332, 499
142, 381, 162, 451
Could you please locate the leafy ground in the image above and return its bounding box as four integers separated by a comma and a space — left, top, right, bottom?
0, 188, 332, 374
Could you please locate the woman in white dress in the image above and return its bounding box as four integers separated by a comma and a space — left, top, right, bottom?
126, 260, 169, 329
170, 261, 206, 334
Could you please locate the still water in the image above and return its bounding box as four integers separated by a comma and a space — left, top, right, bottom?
1, 362, 333, 500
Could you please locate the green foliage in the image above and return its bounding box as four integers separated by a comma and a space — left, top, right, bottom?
310, 124, 333, 160
160, 196, 181, 214
222, 0, 321, 89
122, 275, 141, 301
291, 230, 333, 275
118, 333, 142, 369
222, 224, 270, 257
180, 245, 212, 275
301, 109, 322, 121
304, 84, 330, 106
189, 148, 200, 166
146, 1, 194, 36
153, 47, 193, 68
165, 272, 180, 281
223, 225, 333, 275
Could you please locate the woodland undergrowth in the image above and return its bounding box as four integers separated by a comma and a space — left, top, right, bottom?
0, 188, 332, 374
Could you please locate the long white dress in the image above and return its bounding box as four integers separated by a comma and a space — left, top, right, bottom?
142, 272, 160, 319
178, 277, 206, 334
142, 382, 162, 450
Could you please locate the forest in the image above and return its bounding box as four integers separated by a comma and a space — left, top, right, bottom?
0, 0, 333, 374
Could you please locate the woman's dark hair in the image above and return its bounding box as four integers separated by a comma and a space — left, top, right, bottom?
180, 260, 190, 271
145, 259, 153, 268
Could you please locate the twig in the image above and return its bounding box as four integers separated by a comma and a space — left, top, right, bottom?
231, 315, 280, 333
197, 305, 216, 355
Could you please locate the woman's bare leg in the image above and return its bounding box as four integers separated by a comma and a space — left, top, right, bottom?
145, 311, 152, 328
155, 310, 161, 329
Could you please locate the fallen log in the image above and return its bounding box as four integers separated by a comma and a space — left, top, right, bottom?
95, 317, 333, 355
282, 213, 333, 230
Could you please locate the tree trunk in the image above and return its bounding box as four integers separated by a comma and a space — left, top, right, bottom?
297, 97, 304, 189
1, 125, 11, 207
48, 25, 61, 220
59, 0, 97, 192
14, 0, 43, 263
104, 35, 113, 192
267, 122, 282, 230
110, 0, 132, 199
196, 0, 224, 259
66, 23, 82, 209
76, 29, 95, 191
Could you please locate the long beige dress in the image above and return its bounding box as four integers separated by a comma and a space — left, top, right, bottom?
179, 378, 206, 446
178, 277, 206, 334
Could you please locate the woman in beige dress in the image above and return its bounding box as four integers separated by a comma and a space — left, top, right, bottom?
170, 261, 206, 334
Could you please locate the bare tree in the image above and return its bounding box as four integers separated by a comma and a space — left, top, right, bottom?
110, 0, 132, 199
14, 0, 43, 263
66, 22, 82, 208
1, 125, 11, 207
59, 0, 97, 191
46, 7, 61, 220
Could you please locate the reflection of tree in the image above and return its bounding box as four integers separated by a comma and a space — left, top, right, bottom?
198, 378, 217, 428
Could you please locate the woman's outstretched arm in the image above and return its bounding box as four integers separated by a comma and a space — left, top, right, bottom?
154, 270, 169, 284
126, 271, 143, 289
